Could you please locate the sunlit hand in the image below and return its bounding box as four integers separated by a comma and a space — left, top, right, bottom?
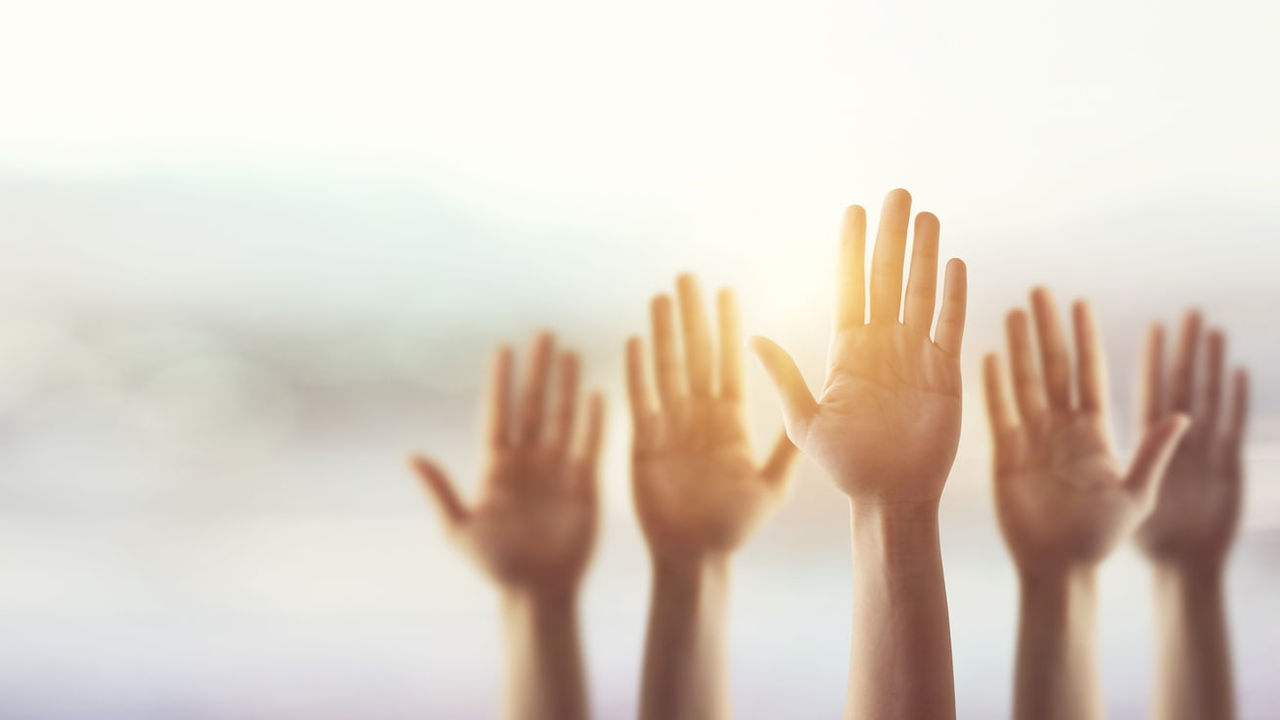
747, 190, 965, 719
626, 275, 797, 563
982, 289, 1189, 576
629, 275, 799, 720
411, 332, 605, 597
749, 189, 967, 507
1134, 312, 1248, 569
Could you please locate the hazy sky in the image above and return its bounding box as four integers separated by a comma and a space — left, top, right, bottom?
3, 0, 1278, 347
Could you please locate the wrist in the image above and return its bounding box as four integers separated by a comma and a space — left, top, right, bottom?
1150, 554, 1227, 584
1152, 560, 1226, 607
1018, 565, 1098, 646
645, 551, 731, 648
501, 583, 580, 618
849, 498, 941, 566
651, 551, 730, 589
1019, 564, 1097, 603
849, 496, 941, 522
646, 533, 733, 575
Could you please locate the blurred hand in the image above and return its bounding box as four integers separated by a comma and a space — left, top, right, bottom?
1134, 312, 1248, 569
749, 189, 967, 508
411, 332, 605, 597
982, 289, 1189, 576
625, 275, 797, 563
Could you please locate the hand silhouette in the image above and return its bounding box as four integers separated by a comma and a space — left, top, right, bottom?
1135, 311, 1248, 569
411, 332, 605, 597
629, 275, 799, 720
749, 189, 967, 508
985, 290, 1192, 720
748, 189, 965, 719
983, 289, 1189, 576
626, 274, 797, 563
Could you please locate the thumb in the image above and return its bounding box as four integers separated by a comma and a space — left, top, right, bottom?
747, 336, 818, 449
409, 454, 468, 527
1124, 414, 1191, 501
759, 429, 802, 490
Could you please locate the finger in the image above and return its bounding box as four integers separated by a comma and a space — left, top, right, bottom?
676, 274, 714, 397
933, 259, 967, 355
548, 351, 580, 453
1006, 309, 1049, 426
650, 294, 687, 407
1169, 310, 1202, 413
869, 189, 912, 324
1072, 301, 1109, 415
903, 211, 940, 333
759, 430, 800, 489
517, 332, 555, 444
409, 455, 468, 527
486, 345, 514, 449
747, 335, 819, 447
625, 337, 659, 450
717, 288, 744, 401
571, 392, 606, 497
1223, 368, 1249, 448
1124, 414, 1191, 501
1030, 287, 1072, 411
576, 391, 606, 470
1138, 324, 1166, 428
983, 353, 1018, 436
1195, 329, 1225, 432
834, 204, 867, 330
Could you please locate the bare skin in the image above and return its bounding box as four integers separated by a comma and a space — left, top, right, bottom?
627, 274, 798, 720
1134, 312, 1248, 720
982, 289, 1189, 720
411, 332, 604, 720
750, 189, 966, 720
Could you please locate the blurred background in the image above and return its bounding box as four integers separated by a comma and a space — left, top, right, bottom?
1, 0, 1277, 717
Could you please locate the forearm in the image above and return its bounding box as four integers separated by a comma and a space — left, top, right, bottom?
846, 501, 955, 720
1151, 562, 1234, 720
639, 554, 732, 720
1013, 566, 1101, 720
501, 589, 589, 720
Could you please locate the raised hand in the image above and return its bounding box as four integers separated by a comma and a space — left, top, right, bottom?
412, 332, 604, 595
982, 289, 1189, 720
750, 189, 965, 720
628, 274, 797, 720
983, 290, 1189, 575
410, 332, 603, 720
626, 274, 797, 563
1135, 311, 1248, 569
1132, 311, 1247, 720
749, 189, 967, 508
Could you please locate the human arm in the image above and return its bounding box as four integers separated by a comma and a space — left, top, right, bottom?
1134, 313, 1248, 720
411, 333, 604, 720
627, 275, 798, 720
982, 289, 1189, 720
749, 189, 966, 719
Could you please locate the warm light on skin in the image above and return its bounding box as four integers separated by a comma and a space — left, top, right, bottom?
750, 189, 965, 720
626, 273, 799, 720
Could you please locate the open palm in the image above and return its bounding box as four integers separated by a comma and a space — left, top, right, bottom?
626, 275, 797, 562
983, 290, 1189, 574
1134, 313, 1248, 567
411, 333, 605, 595
750, 189, 967, 505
